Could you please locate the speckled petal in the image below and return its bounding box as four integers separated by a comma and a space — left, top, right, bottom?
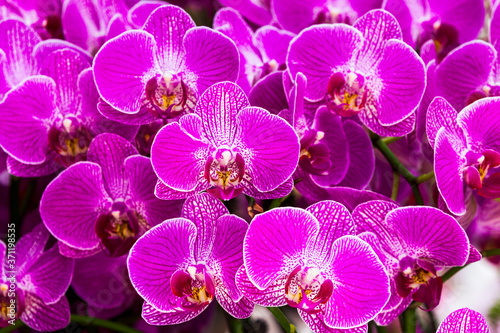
287, 25, 362, 102
436, 308, 490, 333
143, 5, 194, 72
21, 293, 70, 331
244, 207, 318, 289
93, 30, 158, 113
434, 128, 467, 216
386, 206, 470, 266
184, 27, 240, 95
236, 266, 287, 307
323, 236, 390, 329
127, 218, 196, 312
306, 201, 356, 266
141, 301, 207, 325
40, 162, 111, 250
236, 107, 299, 192
151, 119, 211, 192
426, 96, 463, 149
457, 97, 500, 152
0, 76, 54, 164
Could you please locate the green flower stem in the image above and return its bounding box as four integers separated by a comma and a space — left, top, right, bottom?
427, 307, 438, 333
482, 248, 500, 257
441, 266, 463, 283
69, 315, 143, 333
382, 136, 403, 145
225, 313, 244, 333
370, 321, 389, 333
442, 248, 500, 282
391, 171, 400, 201
0, 319, 24, 333
371, 133, 424, 205
416, 171, 435, 185
399, 305, 417, 333
269, 193, 291, 210
267, 307, 296, 333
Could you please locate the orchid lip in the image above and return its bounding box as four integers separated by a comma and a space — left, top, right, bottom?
326, 71, 367, 117
48, 116, 91, 167
144, 73, 196, 119
313, 6, 352, 25
284, 266, 333, 314
464, 149, 500, 196
204, 148, 246, 200
298, 129, 331, 176
95, 203, 149, 257
170, 264, 215, 312
395, 257, 442, 309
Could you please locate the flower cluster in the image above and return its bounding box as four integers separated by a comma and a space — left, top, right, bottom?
0, 0, 499, 333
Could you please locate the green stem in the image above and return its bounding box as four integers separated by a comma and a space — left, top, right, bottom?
427, 308, 438, 333
372, 321, 389, 333
0, 316, 144, 333
371, 134, 424, 205
391, 171, 400, 201
70, 315, 143, 333
267, 307, 296, 333
0, 319, 25, 333
442, 248, 500, 282
416, 171, 435, 185
399, 306, 417, 333
442, 266, 465, 283
225, 312, 244, 333
269, 193, 291, 210
482, 248, 500, 257
382, 136, 402, 145
376, 325, 389, 333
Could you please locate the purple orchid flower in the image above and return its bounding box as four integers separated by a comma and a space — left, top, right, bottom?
0, 150, 7, 185
423, 41, 497, 115
72, 252, 136, 318
247, 70, 289, 115
1, 0, 63, 39
61, 0, 163, 55
0, 48, 137, 177
237, 201, 390, 332
352, 201, 470, 325
247, 71, 375, 198
218, 0, 273, 26
437, 308, 490, 333
291, 72, 375, 191
272, 0, 382, 34
127, 193, 253, 325
415, 41, 496, 146
213, 8, 294, 94
151, 81, 299, 201
40, 133, 182, 258
0, 18, 93, 99
287, 9, 426, 137
0, 224, 74, 331
467, 196, 500, 264
0, 19, 40, 98
93, 4, 239, 125
383, 0, 484, 60
427, 97, 500, 216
